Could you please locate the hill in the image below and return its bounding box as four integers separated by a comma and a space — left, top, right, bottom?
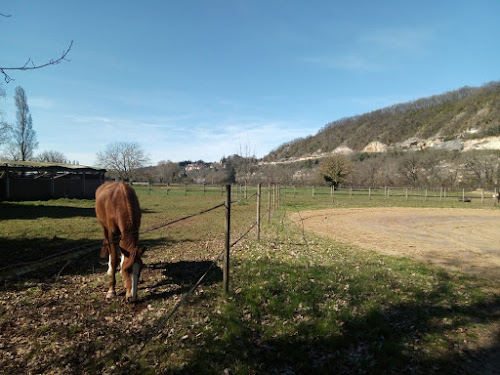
263, 81, 500, 162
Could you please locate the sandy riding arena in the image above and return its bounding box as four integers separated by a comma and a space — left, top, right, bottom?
291, 207, 500, 279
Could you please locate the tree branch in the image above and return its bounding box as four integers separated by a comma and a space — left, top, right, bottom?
0, 40, 73, 83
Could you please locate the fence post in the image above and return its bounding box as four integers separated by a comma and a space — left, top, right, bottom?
312, 186, 315, 198
368, 187, 371, 200
267, 183, 271, 224
462, 188, 465, 201
425, 189, 428, 201
406, 188, 408, 201
277, 184, 281, 207
223, 184, 231, 294
257, 183, 261, 241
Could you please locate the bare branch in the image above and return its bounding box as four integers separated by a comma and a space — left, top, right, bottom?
0, 40, 73, 83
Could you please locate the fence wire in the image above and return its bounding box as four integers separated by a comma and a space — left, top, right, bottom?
0, 201, 227, 281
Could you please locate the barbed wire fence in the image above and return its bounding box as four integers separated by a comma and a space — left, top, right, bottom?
1, 183, 280, 368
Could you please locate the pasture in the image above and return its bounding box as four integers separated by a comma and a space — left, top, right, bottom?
1, 185, 499, 374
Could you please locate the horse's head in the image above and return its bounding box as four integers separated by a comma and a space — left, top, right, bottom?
120, 247, 146, 303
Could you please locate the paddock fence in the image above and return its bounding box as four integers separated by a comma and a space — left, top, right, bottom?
133, 182, 498, 205
0, 184, 279, 290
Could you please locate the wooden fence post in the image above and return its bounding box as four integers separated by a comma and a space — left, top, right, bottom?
368, 187, 371, 200
277, 184, 281, 208
257, 183, 261, 241
223, 184, 231, 294
267, 183, 271, 224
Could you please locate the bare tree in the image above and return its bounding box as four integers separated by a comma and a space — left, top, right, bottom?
398, 153, 423, 187
0, 84, 9, 146
235, 139, 257, 188
36, 150, 67, 163
0, 12, 72, 83
156, 160, 181, 183
96, 141, 150, 181
11, 86, 38, 161
461, 152, 500, 189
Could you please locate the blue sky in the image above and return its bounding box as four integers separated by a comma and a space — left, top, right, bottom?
1, 1, 498, 166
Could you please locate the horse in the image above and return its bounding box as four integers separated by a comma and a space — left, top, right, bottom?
95, 182, 145, 302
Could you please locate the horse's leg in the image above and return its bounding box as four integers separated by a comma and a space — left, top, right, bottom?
106, 232, 119, 299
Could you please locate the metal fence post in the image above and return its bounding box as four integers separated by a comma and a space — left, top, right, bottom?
223, 184, 231, 294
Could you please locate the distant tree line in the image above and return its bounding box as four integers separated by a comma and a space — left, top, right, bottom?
126, 148, 499, 191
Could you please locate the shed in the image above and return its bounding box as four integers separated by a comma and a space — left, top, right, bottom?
0, 160, 106, 201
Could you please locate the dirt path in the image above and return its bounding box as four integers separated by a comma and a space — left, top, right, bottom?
290, 207, 500, 280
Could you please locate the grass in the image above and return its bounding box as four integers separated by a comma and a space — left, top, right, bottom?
0, 187, 499, 374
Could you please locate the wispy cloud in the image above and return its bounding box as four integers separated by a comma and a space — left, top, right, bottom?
29, 96, 58, 110
302, 55, 383, 72
361, 27, 433, 55
303, 26, 433, 72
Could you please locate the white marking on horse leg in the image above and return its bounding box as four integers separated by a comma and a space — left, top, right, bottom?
120, 254, 124, 271
130, 262, 140, 301
107, 254, 113, 276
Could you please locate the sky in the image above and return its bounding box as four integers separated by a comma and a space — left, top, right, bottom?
0, 1, 499, 167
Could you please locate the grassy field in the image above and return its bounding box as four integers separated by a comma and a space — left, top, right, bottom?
0, 185, 499, 374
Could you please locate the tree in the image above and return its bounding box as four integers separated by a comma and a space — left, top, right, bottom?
156, 160, 181, 183
398, 153, 424, 188
0, 13, 72, 83
0, 84, 9, 146
96, 141, 149, 181
36, 150, 67, 163
11, 86, 38, 161
318, 154, 353, 188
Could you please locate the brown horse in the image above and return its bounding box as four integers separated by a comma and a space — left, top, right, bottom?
95, 182, 145, 302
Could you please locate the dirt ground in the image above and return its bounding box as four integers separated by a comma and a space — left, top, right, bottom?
291, 207, 500, 280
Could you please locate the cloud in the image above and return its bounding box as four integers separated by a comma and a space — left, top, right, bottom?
302, 55, 383, 72
361, 27, 433, 55
303, 27, 433, 72
29, 96, 58, 110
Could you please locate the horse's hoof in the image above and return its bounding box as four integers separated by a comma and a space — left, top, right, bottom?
106, 291, 116, 299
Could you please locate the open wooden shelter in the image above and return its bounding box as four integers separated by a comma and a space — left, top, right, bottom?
0, 160, 106, 201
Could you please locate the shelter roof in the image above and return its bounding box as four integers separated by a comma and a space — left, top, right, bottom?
0, 160, 106, 173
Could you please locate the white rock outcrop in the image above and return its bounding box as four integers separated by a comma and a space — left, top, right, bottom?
362, 141, 388, 153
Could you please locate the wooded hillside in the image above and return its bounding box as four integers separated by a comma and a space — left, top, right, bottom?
264, 81, 500, 162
